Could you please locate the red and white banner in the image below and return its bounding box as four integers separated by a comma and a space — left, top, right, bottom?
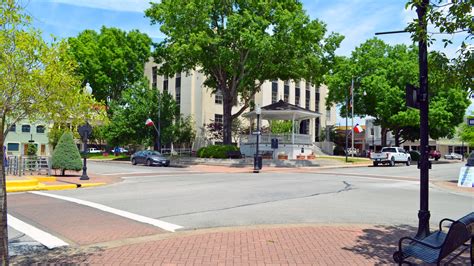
145, 118, 154, 126
354, 124, 363, 133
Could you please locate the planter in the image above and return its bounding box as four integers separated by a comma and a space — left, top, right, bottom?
296, 154, 305, 160
307, 155, 316, 160
277, 154, 288, 160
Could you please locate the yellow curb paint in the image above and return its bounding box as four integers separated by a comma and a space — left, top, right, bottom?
28, 176, 57, 182
7, 186, 42, 193
39, 184, 77, 191
6, 180, 39, 187
7, 180, 107, 193
79, 183, 106, 188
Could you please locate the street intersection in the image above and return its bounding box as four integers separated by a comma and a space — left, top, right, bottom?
7, 160, 473, 264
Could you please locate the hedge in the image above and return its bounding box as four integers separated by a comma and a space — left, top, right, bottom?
197, 145, 239, 158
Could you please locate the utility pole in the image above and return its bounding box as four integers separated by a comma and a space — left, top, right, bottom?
375, 0, 431, 239
345, 88, 349, 163
351, 77, 355, 157
415, 0, 431, 239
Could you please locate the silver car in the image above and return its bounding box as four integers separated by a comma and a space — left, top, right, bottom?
131, 150, 170, 166
444, 152, 462, 160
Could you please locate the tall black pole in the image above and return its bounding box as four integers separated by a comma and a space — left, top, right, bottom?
80, 131, 89, 180
415, 0, 430, 239
345, 90, 349, 162
253, 112, 261, 173
158, 102, 161, 153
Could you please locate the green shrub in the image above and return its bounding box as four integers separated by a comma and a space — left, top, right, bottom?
196, 147, 205, 157
409, 151, 420, 161
27, 143, 37, 156
197, 145, 239, 158
51, 132, 83, 175
333, 146, 345, 156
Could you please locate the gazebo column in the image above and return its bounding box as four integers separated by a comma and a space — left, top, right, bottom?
292, 114, 295, 145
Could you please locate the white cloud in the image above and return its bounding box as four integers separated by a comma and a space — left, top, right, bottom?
40, 0, 154, 13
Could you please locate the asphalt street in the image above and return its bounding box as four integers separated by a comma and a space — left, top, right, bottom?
36, 160, 473, 228
7, 160, 473, 257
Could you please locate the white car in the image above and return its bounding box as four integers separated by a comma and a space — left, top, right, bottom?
444, 152, 462, 160
110, 147, 128, 153
88, 148, 102, 154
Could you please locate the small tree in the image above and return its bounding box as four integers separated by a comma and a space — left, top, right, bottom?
51, 132, 82, 176
26, 144, 37, 156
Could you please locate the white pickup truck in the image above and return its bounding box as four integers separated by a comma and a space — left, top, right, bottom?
370, 147, 411, 167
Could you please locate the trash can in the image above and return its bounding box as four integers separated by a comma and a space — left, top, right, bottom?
254, 155, 262, 170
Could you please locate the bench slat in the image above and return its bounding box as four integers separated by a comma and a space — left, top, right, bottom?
403, 231, 446, 263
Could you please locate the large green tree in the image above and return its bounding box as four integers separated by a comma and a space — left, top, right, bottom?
406, 0, 472, 58
105, 80, 194, 149
67, 27, 152, 103
326, 38, 469, 146
0, 1, 103, 262
145, 0, 343, 144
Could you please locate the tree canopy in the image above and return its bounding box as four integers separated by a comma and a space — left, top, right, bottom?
326, 38, 470, 146
67, 27, 152, 103
105, 80, 195, 149
0, 1, 104, 261
406, 0, 473, 58
145, 0, 343, 144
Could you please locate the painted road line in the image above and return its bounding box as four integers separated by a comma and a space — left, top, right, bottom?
8, 214, 68, 249
31, 191, 183, 232
100, 171, 156, 176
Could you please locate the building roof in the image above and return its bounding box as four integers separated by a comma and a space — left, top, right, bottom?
243, 100, 321, 120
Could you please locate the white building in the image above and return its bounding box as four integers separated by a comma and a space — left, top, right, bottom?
4, 120, 50, 156
145, 62, 337, 156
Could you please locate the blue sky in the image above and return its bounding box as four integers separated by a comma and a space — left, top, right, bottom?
24, 0, 471, 124
26, 0, 467, 57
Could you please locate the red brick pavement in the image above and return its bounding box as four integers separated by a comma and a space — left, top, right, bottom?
8, 193, 164, 245
10, 224, 471, 265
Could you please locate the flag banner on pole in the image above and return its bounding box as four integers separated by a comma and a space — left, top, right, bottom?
145, 118, 154, 126
354, 124, 363, 133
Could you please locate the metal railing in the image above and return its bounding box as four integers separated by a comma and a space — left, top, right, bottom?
160, 147, 192, 156
240, 133, 312, 145
6, 156, 51, 176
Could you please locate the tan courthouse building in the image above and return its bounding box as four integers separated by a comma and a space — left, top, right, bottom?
145, 61, 337, 158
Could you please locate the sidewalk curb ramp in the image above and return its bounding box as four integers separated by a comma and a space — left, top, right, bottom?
6, 176, 105, 193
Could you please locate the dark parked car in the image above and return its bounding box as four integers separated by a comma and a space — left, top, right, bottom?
131, 150, 170, 166
429, 150, 441, 161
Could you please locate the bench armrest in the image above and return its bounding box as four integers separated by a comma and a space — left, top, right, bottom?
399, 236, 441, 252
439, 218, 456, 231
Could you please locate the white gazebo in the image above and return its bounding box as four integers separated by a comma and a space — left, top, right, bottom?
240, 100, 320, 159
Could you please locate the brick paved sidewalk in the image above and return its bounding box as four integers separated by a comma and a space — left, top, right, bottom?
10, 224, 471, 265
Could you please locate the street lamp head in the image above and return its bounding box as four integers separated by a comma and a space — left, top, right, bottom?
255, 105, 262, 115
85, 82, 93, 95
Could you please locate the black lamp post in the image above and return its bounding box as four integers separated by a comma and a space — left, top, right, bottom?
78, 123, 92, 180
253, 106, 262, 173
78, 82, 93, 181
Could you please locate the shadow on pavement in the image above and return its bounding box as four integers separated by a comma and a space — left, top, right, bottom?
344, 224, 471, 265
10, 246, 104, 264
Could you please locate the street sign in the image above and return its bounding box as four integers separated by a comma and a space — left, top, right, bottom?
251, 131, 261, 135
458, 166, 474, 187
468, 118, 474, 126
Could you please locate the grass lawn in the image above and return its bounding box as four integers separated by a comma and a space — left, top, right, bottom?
317, 155, 371, 164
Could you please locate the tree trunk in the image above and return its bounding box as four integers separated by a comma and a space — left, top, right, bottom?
381, 127, 388, 147
222, 96, 233, 145
394, 129, 401, 147
0, 129, 9, 264
61, 169, 65, 176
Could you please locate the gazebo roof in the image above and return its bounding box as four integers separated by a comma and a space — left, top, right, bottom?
243, 100, 321, 120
